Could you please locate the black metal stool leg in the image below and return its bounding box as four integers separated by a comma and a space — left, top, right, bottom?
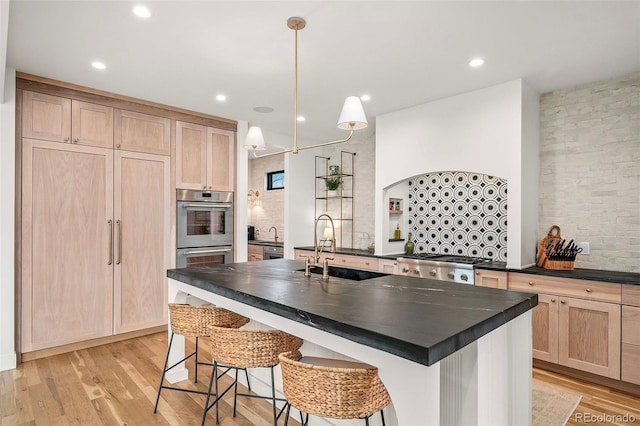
283, 403, 291, 426
270, 366, 278, 426
365, 415, 370, 426
244, 367, 251, 391
215, 362, 220, 425
380, 409, 386, 426
154, 332, 174, 413
233, 367, 239, 417
201, 361, 216, 426
194, 336, 199, 383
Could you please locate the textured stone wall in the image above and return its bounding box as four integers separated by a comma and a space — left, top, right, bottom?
539, 72, 639, 272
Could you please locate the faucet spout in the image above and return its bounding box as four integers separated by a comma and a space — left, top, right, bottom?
268, 226, 279, 243
313, 214, 336, 264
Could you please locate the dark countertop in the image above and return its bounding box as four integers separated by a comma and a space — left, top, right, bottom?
167, 259, 537, 366
475, 263, 640, 286
294, 246, 400, 260
249, 240, 284, 247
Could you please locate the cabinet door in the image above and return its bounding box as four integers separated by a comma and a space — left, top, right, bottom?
621, 306, 640, 385
176, 121, 208, 190
207, 128, 235, 192
21, 139, 114, 352
558, 297, 621, 379
22, 91, 71, 143
113, 151, 171, 334
114, 109, 170, 155
475, 269, 507, 289
532, 293, 559, 363
379, 260, 398, 274
71, 100, 114, 148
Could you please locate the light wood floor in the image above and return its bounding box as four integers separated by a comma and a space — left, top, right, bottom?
2, 332, 639, 425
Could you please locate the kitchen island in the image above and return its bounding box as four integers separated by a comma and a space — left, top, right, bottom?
167, 259, 537, 425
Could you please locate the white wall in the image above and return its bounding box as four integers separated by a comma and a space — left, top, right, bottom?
1, 67, 16, 371
235, 121, 249, 262
375, 79, 537, 268
521, 81, 540, 268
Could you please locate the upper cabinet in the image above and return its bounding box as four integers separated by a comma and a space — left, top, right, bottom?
23, 91, 113, 148
114, 109, 171, 155
176, 120, 235, 192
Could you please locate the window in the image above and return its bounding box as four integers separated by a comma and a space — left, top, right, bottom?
266, 170, 284, 190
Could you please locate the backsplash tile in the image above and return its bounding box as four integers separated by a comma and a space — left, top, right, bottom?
408, 171, 507, 261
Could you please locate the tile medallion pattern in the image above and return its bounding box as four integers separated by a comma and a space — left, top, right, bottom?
408, 171, 507, 261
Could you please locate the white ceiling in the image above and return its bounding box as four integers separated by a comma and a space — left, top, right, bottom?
7, 1, 640, 148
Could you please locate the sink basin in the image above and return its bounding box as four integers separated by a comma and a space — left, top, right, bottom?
297, 266, 389, 281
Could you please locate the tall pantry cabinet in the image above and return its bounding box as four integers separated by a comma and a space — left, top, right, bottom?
20, 88, 171, 353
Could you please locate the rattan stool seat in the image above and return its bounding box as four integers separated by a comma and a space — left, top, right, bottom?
279, 351, 391, 425
202, 326, 303, 425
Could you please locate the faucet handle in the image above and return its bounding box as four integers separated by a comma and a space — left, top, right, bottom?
322, 257, 333, 280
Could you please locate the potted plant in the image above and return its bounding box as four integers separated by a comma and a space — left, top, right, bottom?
325, 176, 342, 196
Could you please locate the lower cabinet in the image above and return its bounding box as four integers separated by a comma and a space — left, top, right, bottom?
379, 259, 399, 274
622, 285, 640, 385
248, 244, 263, 262
509, 272, 622, 380
293, 250, 379, 271
474, 269, 507, 289
21, 139, 170, 352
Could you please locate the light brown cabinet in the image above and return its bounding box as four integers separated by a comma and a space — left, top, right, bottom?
114, 109, 170, 155
23, 91, 114, 148
474, 269, 507, 289
21, 139, 115, 351
176, 121, 235, 191
379, 259, 398, 274
622, 285, 640, 385
509, 272, 622, 380
21, 139, 171, 352
248, 244, 264, 262
294, 250, 379, 272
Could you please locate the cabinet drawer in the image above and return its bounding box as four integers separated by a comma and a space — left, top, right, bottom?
622, 343, 640, 385
508, 273, 621, 303
332, 254, 379, 271
248, 244, 263, 257
622, 285, 640, 307
622, 305, 640, 345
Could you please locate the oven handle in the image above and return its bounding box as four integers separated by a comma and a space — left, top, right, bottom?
181, 248, 232, 255
181, 202, 232, 209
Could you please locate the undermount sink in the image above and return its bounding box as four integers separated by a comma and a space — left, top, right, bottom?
297, 266, 389, 281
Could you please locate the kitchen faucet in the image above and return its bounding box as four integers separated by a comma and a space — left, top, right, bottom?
300, 214, 336, 278
268, 226, 279, 243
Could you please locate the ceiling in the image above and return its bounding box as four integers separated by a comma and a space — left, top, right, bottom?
6, 1, 640, 151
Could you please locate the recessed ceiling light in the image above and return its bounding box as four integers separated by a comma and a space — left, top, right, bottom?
91, 61, 106, 70
216, 94, 227, 102
297, 116, 306, 122
133, 5, 151, 18
469, 57, 485, 68
253, 106, 274, 113
360, 94, 371, 102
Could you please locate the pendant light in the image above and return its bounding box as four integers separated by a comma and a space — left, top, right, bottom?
244, 17, 368, 157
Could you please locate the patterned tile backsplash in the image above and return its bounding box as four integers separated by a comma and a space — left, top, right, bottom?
408, 171, 507, 261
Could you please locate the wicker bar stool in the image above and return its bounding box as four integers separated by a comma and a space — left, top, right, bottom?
278, 351, 391, 426
202, 326, 303, 426
153, 303, 250, 413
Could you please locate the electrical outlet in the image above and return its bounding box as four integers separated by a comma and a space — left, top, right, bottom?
579, 242, 590, 255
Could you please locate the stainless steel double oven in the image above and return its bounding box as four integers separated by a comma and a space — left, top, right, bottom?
176, 189, 233, 268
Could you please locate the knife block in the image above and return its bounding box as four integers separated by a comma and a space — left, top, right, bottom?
544, 259, 575, 271
537, 225, 575, 270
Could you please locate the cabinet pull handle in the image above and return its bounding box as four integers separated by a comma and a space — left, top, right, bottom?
64, 137, 70, 142
560, 300, 566, 304
116, 220, 122, 265
107, 220, 113, 265
528, 281, 534, 286
116, 144, 121, 149
476, 271, 480, 275
73, 138, 79, 143
585, 288, 592, 293
550, 298, 556, 303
